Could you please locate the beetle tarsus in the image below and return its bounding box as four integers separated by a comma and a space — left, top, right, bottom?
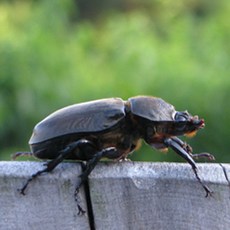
219, 163, 230, 197
74, 188, 86, 215
20, 168, 48, 195
77, 204, 86, 215
220, 163, 230, 185
191, 166, 213, 197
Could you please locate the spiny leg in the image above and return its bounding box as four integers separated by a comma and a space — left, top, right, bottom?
20, 139, 93, 195
164, 138, 213, 197
19, 168, 49, 195
219, 163, 230, 194
75, 147, 118, 194
171, 137, 215, 161
74, 146, 119, 215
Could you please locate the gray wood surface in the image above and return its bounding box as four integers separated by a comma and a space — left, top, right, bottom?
0, 162, 90, 230
0, 161, 230, 230
89, 162, 230, 230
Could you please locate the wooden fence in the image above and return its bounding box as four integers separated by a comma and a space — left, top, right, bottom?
0, 161, 230, 230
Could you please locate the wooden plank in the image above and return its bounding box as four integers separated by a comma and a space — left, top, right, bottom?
89, 162, 230, 230
1, 161, 230, 230
0, 162, 90, 230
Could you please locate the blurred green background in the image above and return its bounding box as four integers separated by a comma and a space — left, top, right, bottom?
0, 0, 230, 163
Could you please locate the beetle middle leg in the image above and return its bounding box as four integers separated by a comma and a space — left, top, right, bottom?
73, 146, 119, 215
164, 138, 213, 197
75, 146, 119, 193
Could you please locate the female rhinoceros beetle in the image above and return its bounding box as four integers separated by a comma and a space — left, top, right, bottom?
14, 96, 214, 200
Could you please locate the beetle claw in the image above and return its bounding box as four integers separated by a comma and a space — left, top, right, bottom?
77, 205, 86, 216
205, 189, 214, 198
17, 188, 26, 196
118, 157, 131, 162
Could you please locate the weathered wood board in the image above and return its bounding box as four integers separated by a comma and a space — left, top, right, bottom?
0, 162, 90, 230
0, 161, 230, 230
89, 162, 230, 230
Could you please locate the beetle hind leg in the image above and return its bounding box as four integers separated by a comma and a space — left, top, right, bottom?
19, 139, 94, 195
11, 152, 33, 160
19, 147, 72, 195
19, 167, 49, 195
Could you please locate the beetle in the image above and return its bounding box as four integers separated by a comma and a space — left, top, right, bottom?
14, 96, 214, 200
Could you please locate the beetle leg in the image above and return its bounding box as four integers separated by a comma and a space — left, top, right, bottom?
74, 147, 118, 215
191, 153, 215, 161
171, 137, 215, 161
46, 139, 94, 169
171, 137, 193, 153
164, 138, 213, 197
76, 147, 118, 192
19, 139, 94, 195
11, 152, 33, 160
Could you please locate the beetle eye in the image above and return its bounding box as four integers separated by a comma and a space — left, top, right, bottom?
174, 111, 189, 122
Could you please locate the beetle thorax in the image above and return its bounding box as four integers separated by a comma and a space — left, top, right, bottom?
144, 122, 174, 143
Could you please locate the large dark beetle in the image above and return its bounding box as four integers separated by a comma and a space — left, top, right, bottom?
15, 96, 214, 200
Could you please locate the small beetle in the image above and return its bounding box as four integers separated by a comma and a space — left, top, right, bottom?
14, 96, 214, 199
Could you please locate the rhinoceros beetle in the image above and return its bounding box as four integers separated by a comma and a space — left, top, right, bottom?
14, 96, 214, 200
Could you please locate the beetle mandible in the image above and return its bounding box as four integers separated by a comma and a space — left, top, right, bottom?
14, 96, 215, 198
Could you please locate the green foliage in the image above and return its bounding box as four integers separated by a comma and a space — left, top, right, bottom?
0, 0, 230, 162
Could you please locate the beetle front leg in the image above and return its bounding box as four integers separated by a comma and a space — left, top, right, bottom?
164, 138, 213, 197
171, 137, 215, 161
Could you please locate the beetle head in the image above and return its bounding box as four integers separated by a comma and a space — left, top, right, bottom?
173, 111, 205, 137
